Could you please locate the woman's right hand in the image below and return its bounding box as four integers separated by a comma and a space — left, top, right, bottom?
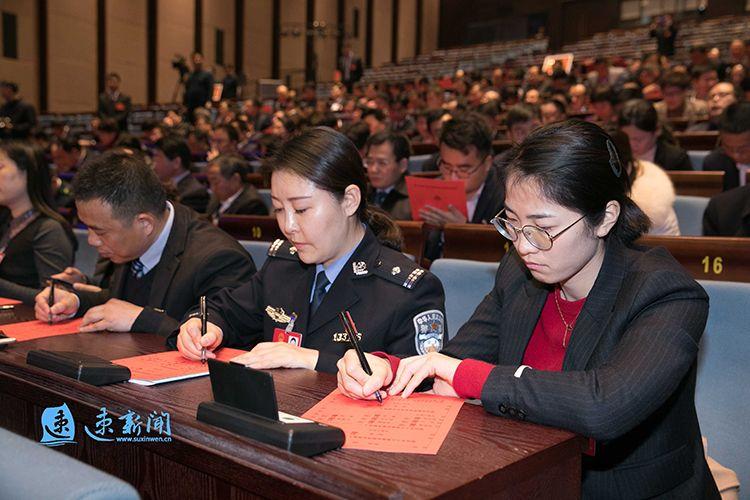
176, 317, 223, 360
336, 350, 393, 400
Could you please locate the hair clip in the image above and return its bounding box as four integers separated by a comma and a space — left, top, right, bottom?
606, 139, 622, 178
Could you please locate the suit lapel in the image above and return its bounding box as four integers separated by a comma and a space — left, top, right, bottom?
562, 238, 627, 370
148, 205, 188, 307
498, 262, 548, 364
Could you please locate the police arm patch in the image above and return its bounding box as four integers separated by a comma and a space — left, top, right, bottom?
413, 309, 445, 355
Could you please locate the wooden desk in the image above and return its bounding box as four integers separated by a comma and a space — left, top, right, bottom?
666, 171, 724, 197
0, 308, 583, 499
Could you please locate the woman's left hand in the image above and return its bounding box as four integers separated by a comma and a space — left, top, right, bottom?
388, 352, 462, 399
231, 342, 319, 370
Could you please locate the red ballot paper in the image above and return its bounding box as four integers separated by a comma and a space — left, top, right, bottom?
0, 297, 22, 306
302, 389, 464, 454
0, 318, 83, 342
113, 348, 247, 386
405, 176, 468, 221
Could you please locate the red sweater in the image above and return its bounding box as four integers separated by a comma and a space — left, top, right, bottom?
377, 289, 586, 399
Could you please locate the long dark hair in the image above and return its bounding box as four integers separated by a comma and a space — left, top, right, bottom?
0, 141, 76, 247
504, 120, 650, 244
264, 127, 403, 250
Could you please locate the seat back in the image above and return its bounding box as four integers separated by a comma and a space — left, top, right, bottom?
239, 240, 271, 269
395, 221, 428, 265
0, 427, 140, 500
408, 154, 434, 173
674, 131, 719, 151
667, 171, 724, 197
638, 236, 750, 283
218, 215, 284, 241
696, 280, 750, 491
442, 223, 510, 262
673, 195, 710, 236
429, 258, 499, 338
73, 228, 99, 277
257, 188, 272, 211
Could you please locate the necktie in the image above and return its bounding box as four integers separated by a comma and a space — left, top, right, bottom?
374, 190, 388, 207
310, 270, 330, 315
131, 259, 145, 279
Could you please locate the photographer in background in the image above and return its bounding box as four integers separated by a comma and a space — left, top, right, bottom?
183, 52, 213, 122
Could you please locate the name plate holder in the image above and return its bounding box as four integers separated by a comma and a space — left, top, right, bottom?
26, 350, 131, 385
197, 359, 345, 457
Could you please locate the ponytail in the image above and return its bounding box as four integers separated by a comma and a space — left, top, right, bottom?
363, 205, 403, 251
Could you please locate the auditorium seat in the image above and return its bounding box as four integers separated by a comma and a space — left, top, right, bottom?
695, 279, 750, 490
0, 427, 139, 500
674, 131, 719, 151
408, 154, 434, 173
673, 195, 710, 236
442, 223, 509, 262
429, 258, 499, 337
258, 188, 272, 211
218, 215, 284, 241
395, 221, 429, 265
638, 236, 750, 283
239, 240, 272, 269
688, 150, 709, 170
667, 171, 724, 197
73, 228, 100, 278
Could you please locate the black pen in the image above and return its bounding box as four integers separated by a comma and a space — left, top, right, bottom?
339, 310, 383, 404
200, 296, 207, 364
48, 280, 55, 325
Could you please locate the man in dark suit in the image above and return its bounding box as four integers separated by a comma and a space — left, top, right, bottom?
152, 134, 209, 213
364, 131, 412, 221
97, 73, 132, 132
35, 150, 256, 337
654, 137, 693, 170
421, 113, 506, 260
205, 153, 269, 224
0, 81, 36, 140
338, 43, 363, 92
183, 52, 214, 120
703, 184, 750, 236
702, 102, 750, 191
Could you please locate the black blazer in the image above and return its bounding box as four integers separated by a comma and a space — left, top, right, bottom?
206, 186, 269, 219
703, 184, 750, 236
702, 149, 741, 191
654, 140, 693, 171
176, 174, 209, 213
442, 238, 719, 499
173, 227, 447, 373
97, 92, 132, 131
76, 203, 256, 336
424, 166, 506, 260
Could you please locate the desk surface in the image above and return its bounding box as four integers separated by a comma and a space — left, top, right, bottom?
0, 307, 583, 499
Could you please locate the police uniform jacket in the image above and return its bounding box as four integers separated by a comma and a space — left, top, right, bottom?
189, 226, 447, 373
442, 236, 719, 499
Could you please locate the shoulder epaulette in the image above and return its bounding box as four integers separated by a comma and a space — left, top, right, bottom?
267, 239, 300, 260
369, 255, 427, 290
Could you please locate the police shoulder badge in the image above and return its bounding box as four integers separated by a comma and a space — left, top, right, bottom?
412, 310, 444, 355
352, 261, 368, 275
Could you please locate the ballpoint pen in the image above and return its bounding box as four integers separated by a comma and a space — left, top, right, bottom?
200, 296, 207, 364
48, 280, 55, 325
339, 310, 383, 404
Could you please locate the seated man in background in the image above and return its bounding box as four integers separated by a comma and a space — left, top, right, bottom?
654, 71, 708, 124
421, 113, 506, 260
703, 102, 750, 191
205, 153, 268, 224
689, 82, 738, 132
35, 150, 256, 337
540, 99, 567, 125
152, 134, 209, 213
703, 184, 750, 236
364, 131, 412, 220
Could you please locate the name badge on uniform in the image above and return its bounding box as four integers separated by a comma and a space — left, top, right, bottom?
272, 312, 302, 346
332, 331, 362, 343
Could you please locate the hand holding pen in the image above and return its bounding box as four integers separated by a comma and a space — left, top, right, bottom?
339, 310, 383, 404
200, 296, 207, 364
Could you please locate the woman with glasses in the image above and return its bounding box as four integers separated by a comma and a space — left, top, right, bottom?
337, 120, 720, 498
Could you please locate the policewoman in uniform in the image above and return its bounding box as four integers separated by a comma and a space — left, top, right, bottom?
337, 121, 721, 498
173, 127, 446, 373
